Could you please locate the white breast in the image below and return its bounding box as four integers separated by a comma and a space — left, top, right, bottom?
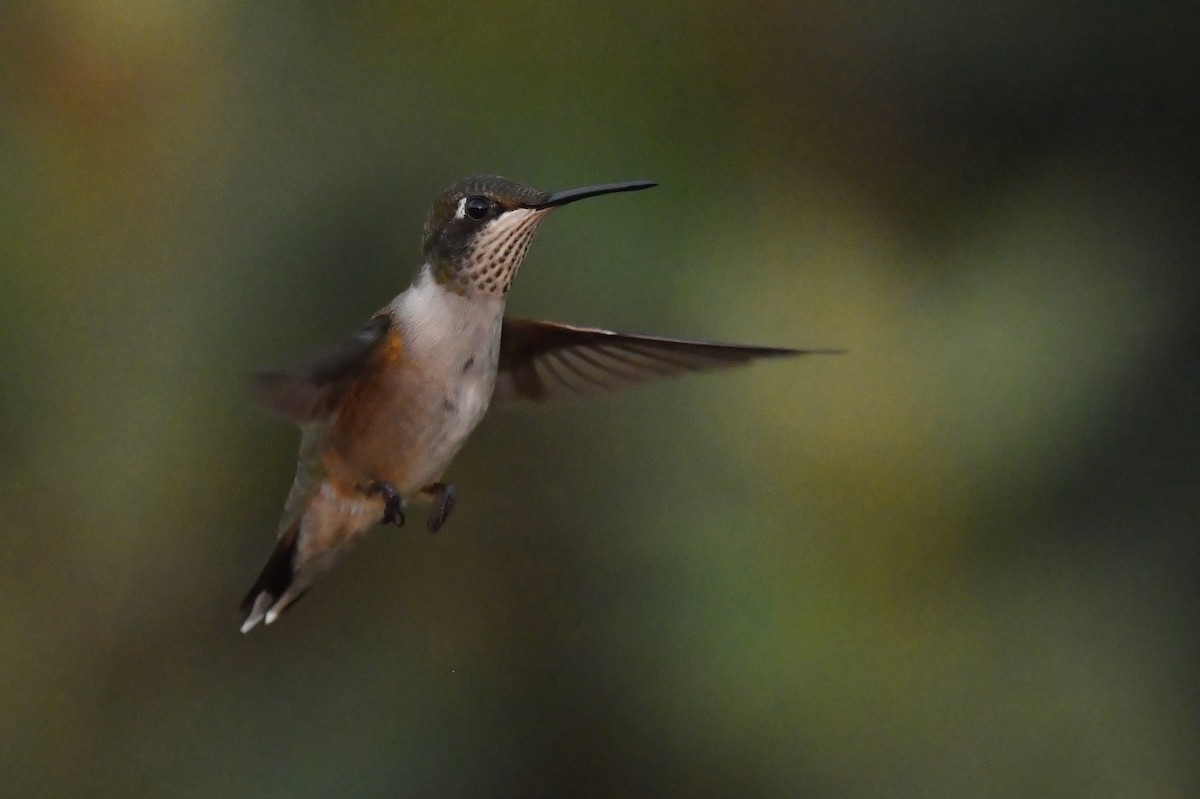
390, 267, 504, 485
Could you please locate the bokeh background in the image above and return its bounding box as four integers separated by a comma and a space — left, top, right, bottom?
2, 3, 1198, 797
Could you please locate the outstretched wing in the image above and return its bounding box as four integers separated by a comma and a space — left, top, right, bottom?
253, 314, 392, 423
494, 317, 837, 403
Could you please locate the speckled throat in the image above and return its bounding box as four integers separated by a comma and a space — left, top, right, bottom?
462, 207, 545, 295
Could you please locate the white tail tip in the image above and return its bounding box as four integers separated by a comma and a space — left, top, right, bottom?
240, 592, 274, 634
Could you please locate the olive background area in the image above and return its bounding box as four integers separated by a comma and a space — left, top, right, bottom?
1, 4, 1198, 797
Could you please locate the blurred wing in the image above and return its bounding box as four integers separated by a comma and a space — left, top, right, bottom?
494, 317, 836, 403
253, 314, 392, 422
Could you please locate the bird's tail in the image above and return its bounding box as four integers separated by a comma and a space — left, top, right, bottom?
240, 518, 303, 633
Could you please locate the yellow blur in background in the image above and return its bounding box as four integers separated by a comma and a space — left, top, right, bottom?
2, 3, 1197, 797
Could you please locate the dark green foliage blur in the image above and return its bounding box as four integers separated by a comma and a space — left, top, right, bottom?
2, 3, 1197, 797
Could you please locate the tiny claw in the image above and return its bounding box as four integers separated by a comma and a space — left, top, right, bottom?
365, 480, 405, 528
384, 504, 405, 528
426, 482, 458, 533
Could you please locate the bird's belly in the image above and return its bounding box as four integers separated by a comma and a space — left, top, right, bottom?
334, 358, 495, 495
404, 370, 492, 487
327, 286, 504, 497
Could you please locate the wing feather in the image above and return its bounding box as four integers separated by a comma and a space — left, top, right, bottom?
495, 317, 838, 403
252, 314, 393, 422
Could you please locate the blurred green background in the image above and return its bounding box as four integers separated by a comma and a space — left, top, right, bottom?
2, 2, 1198, 797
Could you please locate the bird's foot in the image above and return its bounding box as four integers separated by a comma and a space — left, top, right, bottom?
365, 480, 405, 527
424, 482, 458, 533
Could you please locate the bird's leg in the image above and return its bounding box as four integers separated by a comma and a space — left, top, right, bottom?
422, 482, 458, 533
365, 480, 405, 528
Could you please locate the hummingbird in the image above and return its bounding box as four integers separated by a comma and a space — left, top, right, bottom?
240, 175, 835, 632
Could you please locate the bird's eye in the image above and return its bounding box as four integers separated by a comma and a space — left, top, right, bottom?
464, 196, 491, 220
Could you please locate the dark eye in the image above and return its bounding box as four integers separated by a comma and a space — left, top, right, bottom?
464, 196, 491, 220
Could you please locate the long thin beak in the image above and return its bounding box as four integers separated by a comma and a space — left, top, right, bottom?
529, 180, 657, 209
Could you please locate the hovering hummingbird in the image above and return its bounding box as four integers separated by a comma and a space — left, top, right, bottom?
240, 175, 835, 632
